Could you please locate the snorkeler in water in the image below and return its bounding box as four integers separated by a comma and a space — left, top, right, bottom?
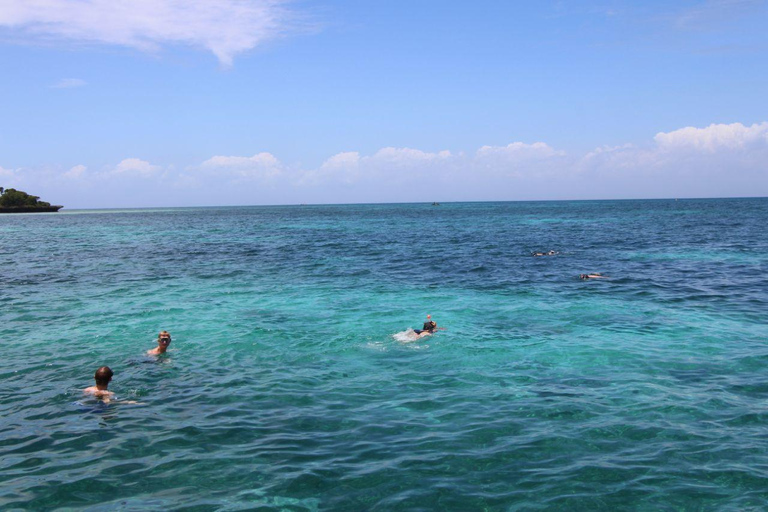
580, 273, 608, 279
413, 314, 438, 337
147, 331, 172, 355
532, 250, 558, 257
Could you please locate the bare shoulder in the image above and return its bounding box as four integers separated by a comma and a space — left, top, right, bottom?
84, 388, 114, 401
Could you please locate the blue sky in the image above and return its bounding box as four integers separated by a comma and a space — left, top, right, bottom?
1, 0, 767, 208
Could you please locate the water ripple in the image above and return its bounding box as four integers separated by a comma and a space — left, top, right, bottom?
2, 199, 768, 509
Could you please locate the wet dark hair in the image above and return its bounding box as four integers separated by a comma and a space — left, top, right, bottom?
94, 366, 113, 386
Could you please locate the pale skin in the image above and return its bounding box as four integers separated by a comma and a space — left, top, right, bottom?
580, 273, 608, 279
147, 331, 172, 355
83, 385, 114, 402
83, 367, 140, 404
83, 386, 140, 405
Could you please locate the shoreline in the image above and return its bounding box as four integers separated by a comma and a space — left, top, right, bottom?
0, 205, 63, 213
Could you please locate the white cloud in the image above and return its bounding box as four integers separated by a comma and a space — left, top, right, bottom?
581, 144, 642, 170
298, 127, 768, 200
369, 147, 452, 167
51, 78, 87, 88
199, 152, 282, 179
0, 0, 302, 66
0, 165, 17, 177
654, 122, 768, 152
112, 158, 162, 176
300, 151, 359, 185
476, 141, 563, 160
321, 151, 360, 171
475, 141, 567, 178
64, 164, 87, 178
304, 147, 454, 186
583, 122, 768, 174
584, 144, 634, 157
6, 120, 768, 207
577, 122, 768, 199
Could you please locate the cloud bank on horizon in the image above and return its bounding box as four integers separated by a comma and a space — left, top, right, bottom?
2, 122, 767, 208
0, 0, 298, 66
1, 1, 766, 208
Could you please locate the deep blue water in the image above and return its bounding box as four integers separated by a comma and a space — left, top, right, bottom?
1, 199, 767, 510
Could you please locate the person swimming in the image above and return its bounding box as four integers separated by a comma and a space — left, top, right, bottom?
413, 314, 438, 337
83, 366, 115, 402
147, 330, 172, 355
532, 250, 558, 256
83, 366, 141, 404
580, 273, 608, 279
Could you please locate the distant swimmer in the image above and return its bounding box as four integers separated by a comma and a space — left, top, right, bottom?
147, 330, 172, 356
580, 273, 608, 279
413, 314, 438, 337
83, 366, 141, 404
84, 366, 115, 402
532, 250, 558, 257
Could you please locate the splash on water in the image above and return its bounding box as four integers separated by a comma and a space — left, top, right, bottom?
393, 328, 421, 343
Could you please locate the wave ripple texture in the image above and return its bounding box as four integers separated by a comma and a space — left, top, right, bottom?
1, 199, 768, 510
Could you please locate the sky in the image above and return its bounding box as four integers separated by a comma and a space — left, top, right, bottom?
0, 0, 767, 208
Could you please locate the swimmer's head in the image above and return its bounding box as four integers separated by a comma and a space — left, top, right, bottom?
158, 331, 172, 345
94, 366, 113, 386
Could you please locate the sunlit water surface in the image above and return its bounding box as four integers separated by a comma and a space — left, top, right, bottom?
1, 199, 767, 510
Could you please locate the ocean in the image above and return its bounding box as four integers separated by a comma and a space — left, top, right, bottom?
1, 199, 767, 510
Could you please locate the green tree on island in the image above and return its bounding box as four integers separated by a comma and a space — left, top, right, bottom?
0, 188, 61, 211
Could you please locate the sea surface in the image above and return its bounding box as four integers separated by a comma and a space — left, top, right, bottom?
1, 199, 768, 511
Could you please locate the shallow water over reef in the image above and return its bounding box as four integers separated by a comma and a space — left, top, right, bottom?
1, 199, 768, 510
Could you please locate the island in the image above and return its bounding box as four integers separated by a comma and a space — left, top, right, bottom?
0, 187, 63, 213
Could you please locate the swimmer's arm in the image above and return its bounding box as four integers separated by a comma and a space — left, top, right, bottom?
110, 397, 144, 405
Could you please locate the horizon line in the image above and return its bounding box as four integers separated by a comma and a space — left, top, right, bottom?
51, 195, 768, 212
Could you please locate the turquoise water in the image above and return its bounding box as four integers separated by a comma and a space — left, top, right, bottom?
1, 199, 767, 510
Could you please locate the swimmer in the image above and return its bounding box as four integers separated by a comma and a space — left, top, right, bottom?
147, 330, 172, 356
413, 314, 438, 337
84, 366, 115, 402
532, 250, 558, 257
580, 273, 608, 279
83, 366, 141, 405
